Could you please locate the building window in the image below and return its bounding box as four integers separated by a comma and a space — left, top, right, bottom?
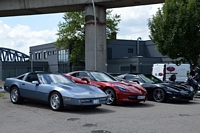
48, 51, 52, 55
128, 48, 133, 53
58, 49, 69, 63
44, 51, 47, 59
35, 52, 38, 60
53, 50, 57, 55
38, 52, 41, 59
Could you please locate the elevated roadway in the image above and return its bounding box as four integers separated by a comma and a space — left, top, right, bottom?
0, 0, 164, 17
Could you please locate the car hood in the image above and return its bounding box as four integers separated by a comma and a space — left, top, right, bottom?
160, 83, 190, 91
143, 82, 190, 92
105, 81, 147, 94
52, 83, 107, 98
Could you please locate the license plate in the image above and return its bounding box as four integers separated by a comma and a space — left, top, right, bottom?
93, 99, 100, 104
137, 96, 146, 99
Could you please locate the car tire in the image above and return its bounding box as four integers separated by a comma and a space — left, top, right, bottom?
49, 92, 63, 111
153, 88, 167, 102
104, 88, 116, 105
10, 86, 24, 104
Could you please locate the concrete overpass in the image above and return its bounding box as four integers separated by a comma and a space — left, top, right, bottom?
0, 0, 164, 16
0, 0, 165, 72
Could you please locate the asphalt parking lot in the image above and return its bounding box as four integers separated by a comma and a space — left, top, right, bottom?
1, 92, 200, 133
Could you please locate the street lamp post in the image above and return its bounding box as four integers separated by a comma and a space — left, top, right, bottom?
137, 37, 142, 55
29, 52, 33, 72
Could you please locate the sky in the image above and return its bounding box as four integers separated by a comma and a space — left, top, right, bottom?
0, 3, 163, 55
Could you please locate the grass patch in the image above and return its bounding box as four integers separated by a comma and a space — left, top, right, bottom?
0, 93, 4, 97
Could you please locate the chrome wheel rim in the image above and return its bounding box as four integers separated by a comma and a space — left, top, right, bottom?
105, 90, 115, 104
11, 89, 18, 102
153, 89, 165, 102
50, 94, 60, 110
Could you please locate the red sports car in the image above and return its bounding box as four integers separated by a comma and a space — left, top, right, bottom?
64, 70, 147, 105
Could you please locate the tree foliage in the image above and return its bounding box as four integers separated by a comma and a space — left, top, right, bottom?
148, 0, 200, 66
55, 10, 121, 65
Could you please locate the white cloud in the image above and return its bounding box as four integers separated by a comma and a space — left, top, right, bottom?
112, 4, 163, 40
0, 20, 57, 55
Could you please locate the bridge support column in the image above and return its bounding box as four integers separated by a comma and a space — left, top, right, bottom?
85, 5, 107, 72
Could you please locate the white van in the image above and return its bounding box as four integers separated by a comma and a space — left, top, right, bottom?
152, 63, 190, 82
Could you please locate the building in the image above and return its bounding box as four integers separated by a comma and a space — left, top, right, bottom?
29, 39, 173, 75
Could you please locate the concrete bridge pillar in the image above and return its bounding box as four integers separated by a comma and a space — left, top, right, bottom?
85, 5, 107, 72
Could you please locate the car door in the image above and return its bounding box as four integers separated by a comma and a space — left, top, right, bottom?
20, 73, 39, 100
34, 84, 50, 102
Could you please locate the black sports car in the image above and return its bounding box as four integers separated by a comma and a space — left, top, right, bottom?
116, 73, 194, 102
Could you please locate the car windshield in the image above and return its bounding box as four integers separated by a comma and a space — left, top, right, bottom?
38, 74, 73, 84
140, 74, 163, 84
90, 72, 117, 82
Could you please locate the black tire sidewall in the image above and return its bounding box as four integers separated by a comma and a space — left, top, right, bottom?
153, 88, 166, 102
10, 87, 21, 104
105, 88, 116, 105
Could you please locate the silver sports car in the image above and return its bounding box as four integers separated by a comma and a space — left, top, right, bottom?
4, 72, 108, 111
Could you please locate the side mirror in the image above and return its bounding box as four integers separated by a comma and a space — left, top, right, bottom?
81, 77, 90, 84
32, 81, 39, 85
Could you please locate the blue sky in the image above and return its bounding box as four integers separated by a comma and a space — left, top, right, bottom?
0, 13, 64, 31
0, 4, 163, 55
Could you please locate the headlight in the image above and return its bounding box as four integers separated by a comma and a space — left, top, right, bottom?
167, 87, 179, 93
115, 85, 129, 92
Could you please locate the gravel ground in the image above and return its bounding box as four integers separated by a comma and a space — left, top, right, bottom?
1, 92, 200, 133
1, 80, 200, 133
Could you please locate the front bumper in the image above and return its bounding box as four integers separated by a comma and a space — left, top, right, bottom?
167, 92, 194, 101
63, 97, 108, 107
116, 92, 147, 103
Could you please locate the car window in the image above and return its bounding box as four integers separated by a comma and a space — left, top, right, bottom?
71, 72, 78, 77
124, 74, 139, 80
71, 72, 90, 79
116, 74, 126, 79
90, 72, 116, 82
78, 72, 90, 79
25, 73, 38, 82
141, 74, 163, 84
17, 74, 26, 80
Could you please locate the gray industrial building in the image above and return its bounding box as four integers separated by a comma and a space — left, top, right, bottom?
107, 39, 172, 74
29, 39, 172, 75
0, 39, 173, 80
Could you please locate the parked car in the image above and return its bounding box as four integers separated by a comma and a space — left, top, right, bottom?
116, 73, 194, 102
4, 72, 108, 111
64, 70, 147, 105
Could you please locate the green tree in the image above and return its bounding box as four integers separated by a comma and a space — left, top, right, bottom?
55, 10, 121, 66
148, 0, 200, 66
